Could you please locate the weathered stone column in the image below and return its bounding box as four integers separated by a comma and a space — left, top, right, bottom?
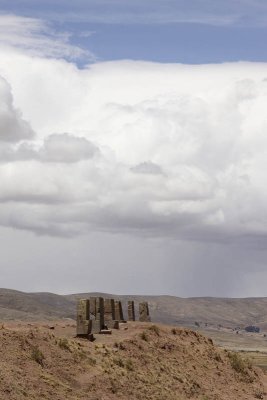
127, 301, 135, 321
114, 300, 125, 322
104, 298, 117, 329
89, 297, 97, 318
91, 297, 105, 333
139, 301, 151, 322
76, 299, 91, 336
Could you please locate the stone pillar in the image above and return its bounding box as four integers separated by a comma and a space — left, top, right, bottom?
77, 299, 91, 336
91, 297, 105, 333
89, 297, 97, 318
128, 301, 135, 321
104, 298, 116, 329
139, 301, 151, 322
114, 300, 124, 322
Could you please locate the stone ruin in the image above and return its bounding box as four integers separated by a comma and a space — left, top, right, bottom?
139, 301, 151, 322
128, 301, 135, 321
76, 297, 151, 339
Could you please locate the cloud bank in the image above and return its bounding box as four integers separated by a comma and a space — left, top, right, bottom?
1, 49, 267, 242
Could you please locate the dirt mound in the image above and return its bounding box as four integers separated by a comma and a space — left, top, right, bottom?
0, 321, 265, 399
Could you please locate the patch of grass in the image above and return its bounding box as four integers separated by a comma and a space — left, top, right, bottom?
114, 341, 126, 350
125, 358, 134, 371
88, 356, 97, 366
110, 378, 119, 394
140, 331, 149, 341
228, 352, 252, 377
214, 352, 222, 362
228, 352, 246, 373
148, 325, 160, 336
58, 338, 70, 351
41, 372, 71, 390
186, 380, 201, 397
31, 345, 45, 366
73, 348, 87, 363
254, 389, 264, 399
113, 357, 124, 368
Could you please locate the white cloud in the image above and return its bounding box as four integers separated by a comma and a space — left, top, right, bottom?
1, 50, 267, 242
0, 14, 93, 59
39, 133, 99, 163
0, 76, 34, 142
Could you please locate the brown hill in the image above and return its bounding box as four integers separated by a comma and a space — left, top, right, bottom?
0, 289, 73, 320
0, 321, 265, 400
1, 289, 267, 329
67, 292, 267, 329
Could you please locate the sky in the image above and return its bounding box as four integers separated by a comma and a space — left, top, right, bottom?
1, 1, 267, 297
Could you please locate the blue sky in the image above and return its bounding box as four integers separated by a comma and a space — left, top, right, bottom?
1, 0, 267, 63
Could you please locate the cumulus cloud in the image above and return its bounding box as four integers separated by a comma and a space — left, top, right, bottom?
1, 52, 267, 242
0, 133, 99, 163
0, 76, 34, 142
39, 133, 99, 162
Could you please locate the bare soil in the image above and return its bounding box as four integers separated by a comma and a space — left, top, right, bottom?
0, 320, 266, 399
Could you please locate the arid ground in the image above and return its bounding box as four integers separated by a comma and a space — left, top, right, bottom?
0, 320, 266, 400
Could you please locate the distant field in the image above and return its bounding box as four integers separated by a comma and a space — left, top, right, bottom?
198, 326, 267, 370
240, 351, 267, 371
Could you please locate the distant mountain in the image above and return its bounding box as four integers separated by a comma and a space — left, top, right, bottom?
0, 289, 74, 320
67, 293, 267, 328
1, 288, 267, 329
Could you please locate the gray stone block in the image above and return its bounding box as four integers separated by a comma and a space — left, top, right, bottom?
114, 300, 124, 321
128, 301, 135, 321
77, 299, 91, 336
104, 298, 115, 321
139, 302, 151, 322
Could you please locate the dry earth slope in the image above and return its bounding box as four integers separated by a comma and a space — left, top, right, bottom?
0, 321, 265, 400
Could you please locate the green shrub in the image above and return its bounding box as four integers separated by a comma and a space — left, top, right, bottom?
31, 346, 44, 366
228, 352, 252, 375
148, 325, 160, 336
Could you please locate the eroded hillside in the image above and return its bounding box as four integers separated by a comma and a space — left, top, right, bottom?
0, 321, 265, 399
